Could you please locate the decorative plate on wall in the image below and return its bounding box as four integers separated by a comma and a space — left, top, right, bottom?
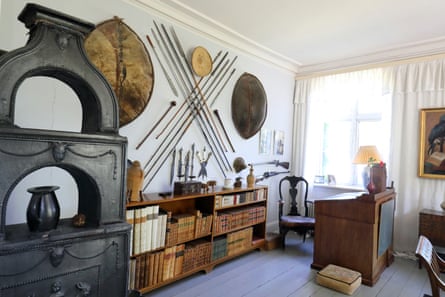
84, 17, 154, 127
231, 72, 268, 139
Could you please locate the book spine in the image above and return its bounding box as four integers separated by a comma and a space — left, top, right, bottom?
151, 205, 159, 250
146, 206, 154, 251
133, 208, 142, 255
174, 244, 185, 276
140, 207, 148, 253
126, 209, 135, 256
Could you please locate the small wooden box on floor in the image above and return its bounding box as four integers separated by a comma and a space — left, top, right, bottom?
316, 264, 361, 295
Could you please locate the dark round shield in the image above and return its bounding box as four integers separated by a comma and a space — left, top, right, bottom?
231, 73, 267, 139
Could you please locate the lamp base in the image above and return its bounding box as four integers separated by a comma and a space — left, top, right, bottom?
362, 166, 370, 190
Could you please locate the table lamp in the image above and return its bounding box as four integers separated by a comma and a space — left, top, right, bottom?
353, 145, 382, 189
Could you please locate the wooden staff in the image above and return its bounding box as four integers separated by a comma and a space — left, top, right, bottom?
213, 109, 235, 152
135, 100, 176, 150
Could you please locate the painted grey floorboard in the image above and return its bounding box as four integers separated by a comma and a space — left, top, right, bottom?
144, 233, 437, 297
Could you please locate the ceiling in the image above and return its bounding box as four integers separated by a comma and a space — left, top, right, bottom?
138, 0, 445, 74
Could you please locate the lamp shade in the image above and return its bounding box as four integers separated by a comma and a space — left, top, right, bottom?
352, 145, 382, 165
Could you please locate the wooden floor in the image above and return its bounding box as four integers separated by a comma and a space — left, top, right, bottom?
145, 233, 435, 297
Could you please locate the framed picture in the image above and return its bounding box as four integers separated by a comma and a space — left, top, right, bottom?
419, 108, 445, 178
274, 130, 284, 155
259, 128, 273, 155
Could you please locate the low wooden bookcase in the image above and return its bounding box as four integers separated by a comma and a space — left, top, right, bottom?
126, 185, 268, 294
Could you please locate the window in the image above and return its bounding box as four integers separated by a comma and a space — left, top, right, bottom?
303, 69, 391, 186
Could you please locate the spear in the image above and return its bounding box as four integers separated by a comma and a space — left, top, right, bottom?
155, 21, 231, 171
146, 34, 178, 97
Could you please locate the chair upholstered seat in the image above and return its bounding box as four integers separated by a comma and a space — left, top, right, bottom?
280, 215, 315, 227
278, 175, 315, 248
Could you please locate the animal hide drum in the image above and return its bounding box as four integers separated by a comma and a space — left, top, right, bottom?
231, 72, 267, 139
85, 17, 154, 127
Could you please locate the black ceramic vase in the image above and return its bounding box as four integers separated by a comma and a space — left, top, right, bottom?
26, 185, 61, 232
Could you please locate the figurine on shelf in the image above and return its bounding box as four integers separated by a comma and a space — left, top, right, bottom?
247, 164, 255, 187
234, 177, 242, 188
127, 160, 143, 202
207, 180, 216, 192
197, 147, 212, 180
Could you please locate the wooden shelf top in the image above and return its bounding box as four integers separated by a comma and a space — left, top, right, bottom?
128, 185, 267, 207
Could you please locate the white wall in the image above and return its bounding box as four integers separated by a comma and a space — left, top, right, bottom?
0, 0, 295, 229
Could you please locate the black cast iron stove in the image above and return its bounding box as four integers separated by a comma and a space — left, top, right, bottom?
0, 3, 130, 297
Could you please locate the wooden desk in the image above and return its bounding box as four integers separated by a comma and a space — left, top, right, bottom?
311, 189, 396, 286
419, 208, 445, 247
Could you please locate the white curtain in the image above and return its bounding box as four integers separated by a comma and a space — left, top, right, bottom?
294, 69, 390, 185
294, 58, 445, 252
384, 59, 445, 252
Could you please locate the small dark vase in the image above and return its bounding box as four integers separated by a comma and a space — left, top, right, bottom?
26, 185, 61, 232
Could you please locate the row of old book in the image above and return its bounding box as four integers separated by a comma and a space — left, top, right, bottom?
129, 227, 255, 290
126, 206, 214, 256
226, 227, 253, 256
215, 188, 267, 208
214, 206, 266, 234
126, 205, 167, 255
129, 243, 185, 290
129, 239, 212, 290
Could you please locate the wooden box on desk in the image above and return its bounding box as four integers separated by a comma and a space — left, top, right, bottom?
174, 181, 202, 195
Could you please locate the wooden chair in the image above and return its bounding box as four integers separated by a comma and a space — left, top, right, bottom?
415, 235, 445, 297
278, 176, 315, 248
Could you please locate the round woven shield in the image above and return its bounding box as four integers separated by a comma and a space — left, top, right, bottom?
191, 46, 212, 77
231, 73, 268, 139
84, 17, 154, 127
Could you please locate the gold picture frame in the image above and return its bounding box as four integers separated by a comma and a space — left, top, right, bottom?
419, 107, 445, 178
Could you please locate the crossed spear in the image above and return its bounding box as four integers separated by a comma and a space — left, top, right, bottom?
141, 22, 238, 189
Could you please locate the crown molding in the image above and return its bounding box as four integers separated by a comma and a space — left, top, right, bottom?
127, 0, 300, 74
296, 37, 445, 78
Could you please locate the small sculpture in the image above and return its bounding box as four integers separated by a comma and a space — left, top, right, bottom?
207, 180, 216, 192
233, 157, 247, 174
127, 160, 143, 202
50, 281, 64, 297
247, 164, 255, 187
75, 282, 91, 296
72, 213, 86, 227
197, 147, 212, 180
